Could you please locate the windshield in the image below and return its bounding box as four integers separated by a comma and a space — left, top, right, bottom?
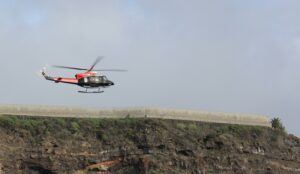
102, 76, 108, 81
88, 76, 101, 82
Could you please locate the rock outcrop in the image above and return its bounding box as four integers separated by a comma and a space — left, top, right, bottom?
0, 116, 299, 173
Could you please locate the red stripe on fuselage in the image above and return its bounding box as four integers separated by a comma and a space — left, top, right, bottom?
75, 71, 97, 79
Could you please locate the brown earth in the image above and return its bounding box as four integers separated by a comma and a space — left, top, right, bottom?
0, 116, 299, 174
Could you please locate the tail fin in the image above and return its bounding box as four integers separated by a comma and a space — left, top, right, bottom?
40, 67, 54, 81
36, 67, 46, 78
41, 67, 46, 77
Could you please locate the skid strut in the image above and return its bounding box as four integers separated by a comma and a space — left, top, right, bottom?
78, 88, 104, 93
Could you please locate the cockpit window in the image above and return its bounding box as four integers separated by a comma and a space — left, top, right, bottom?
102, 76, 108, 81
88, 76, 101, 83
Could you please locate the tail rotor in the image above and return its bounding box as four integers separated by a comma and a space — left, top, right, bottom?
36, 66, 48, 78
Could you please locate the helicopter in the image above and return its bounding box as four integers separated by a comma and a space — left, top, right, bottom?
41, 57, 126, 93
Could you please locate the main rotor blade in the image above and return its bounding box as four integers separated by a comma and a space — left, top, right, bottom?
53, 65, 88, 71
88, 56, 104, 71
93, 69, 127, 72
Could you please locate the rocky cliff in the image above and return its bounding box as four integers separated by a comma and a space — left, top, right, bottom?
0, 115, 299, 174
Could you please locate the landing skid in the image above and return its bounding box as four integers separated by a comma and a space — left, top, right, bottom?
78, 91, 104, 94
78, 88, 104, 94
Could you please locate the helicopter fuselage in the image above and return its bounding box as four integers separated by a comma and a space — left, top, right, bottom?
42, 71, 114, 88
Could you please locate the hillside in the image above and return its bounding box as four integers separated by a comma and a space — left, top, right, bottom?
0, 115, 299, 174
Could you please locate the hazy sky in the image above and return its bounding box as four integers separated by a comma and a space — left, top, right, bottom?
0, 0, 300, 135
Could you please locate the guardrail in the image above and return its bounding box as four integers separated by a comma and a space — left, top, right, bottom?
0, 104, 271, 127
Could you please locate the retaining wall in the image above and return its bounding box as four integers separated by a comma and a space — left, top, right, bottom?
0, 104, 271, 127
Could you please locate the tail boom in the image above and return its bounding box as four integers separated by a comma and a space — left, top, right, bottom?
42, 69, 78, 84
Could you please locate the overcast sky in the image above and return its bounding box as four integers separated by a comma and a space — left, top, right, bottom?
0, 0, 300, 135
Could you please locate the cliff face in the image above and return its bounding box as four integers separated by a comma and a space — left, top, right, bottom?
0, 116, 299, 174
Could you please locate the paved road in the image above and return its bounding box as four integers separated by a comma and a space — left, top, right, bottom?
0, 104, 271, 127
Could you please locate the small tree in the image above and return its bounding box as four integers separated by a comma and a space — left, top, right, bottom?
70, 121, 81, 134
271, 117, 285, 133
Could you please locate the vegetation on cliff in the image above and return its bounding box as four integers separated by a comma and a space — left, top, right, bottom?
0, 115, 299, 173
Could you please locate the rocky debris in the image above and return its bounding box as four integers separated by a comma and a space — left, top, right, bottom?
138, 155, 151, 174
176, 148, 194, 156
86, 158, 122, 172
0, 116, 299, 173
0, 163, 3, 174
267, 161, 300, 172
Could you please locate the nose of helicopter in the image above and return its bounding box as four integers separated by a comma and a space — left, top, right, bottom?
109, 81, 114, 86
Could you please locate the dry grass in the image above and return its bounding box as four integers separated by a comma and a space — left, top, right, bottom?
0, 105, 270, 127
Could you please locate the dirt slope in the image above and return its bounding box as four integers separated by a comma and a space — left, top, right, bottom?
0, 116, 299, 174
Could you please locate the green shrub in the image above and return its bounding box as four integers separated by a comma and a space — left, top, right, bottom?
119, 117, 137, 125
96, 130, 108, 141
251, 126, 264, 136
271, 117, 285, 133
0, 116, 18, 127
187, 123, 199, 131
70, 121, 81, 133
176, 123, 186, 130
87, 118, 101, 128
55, 118, 66, 126
228, 125, 249, 137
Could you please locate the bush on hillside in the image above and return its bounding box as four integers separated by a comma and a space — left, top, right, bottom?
271, 117, 285, 133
